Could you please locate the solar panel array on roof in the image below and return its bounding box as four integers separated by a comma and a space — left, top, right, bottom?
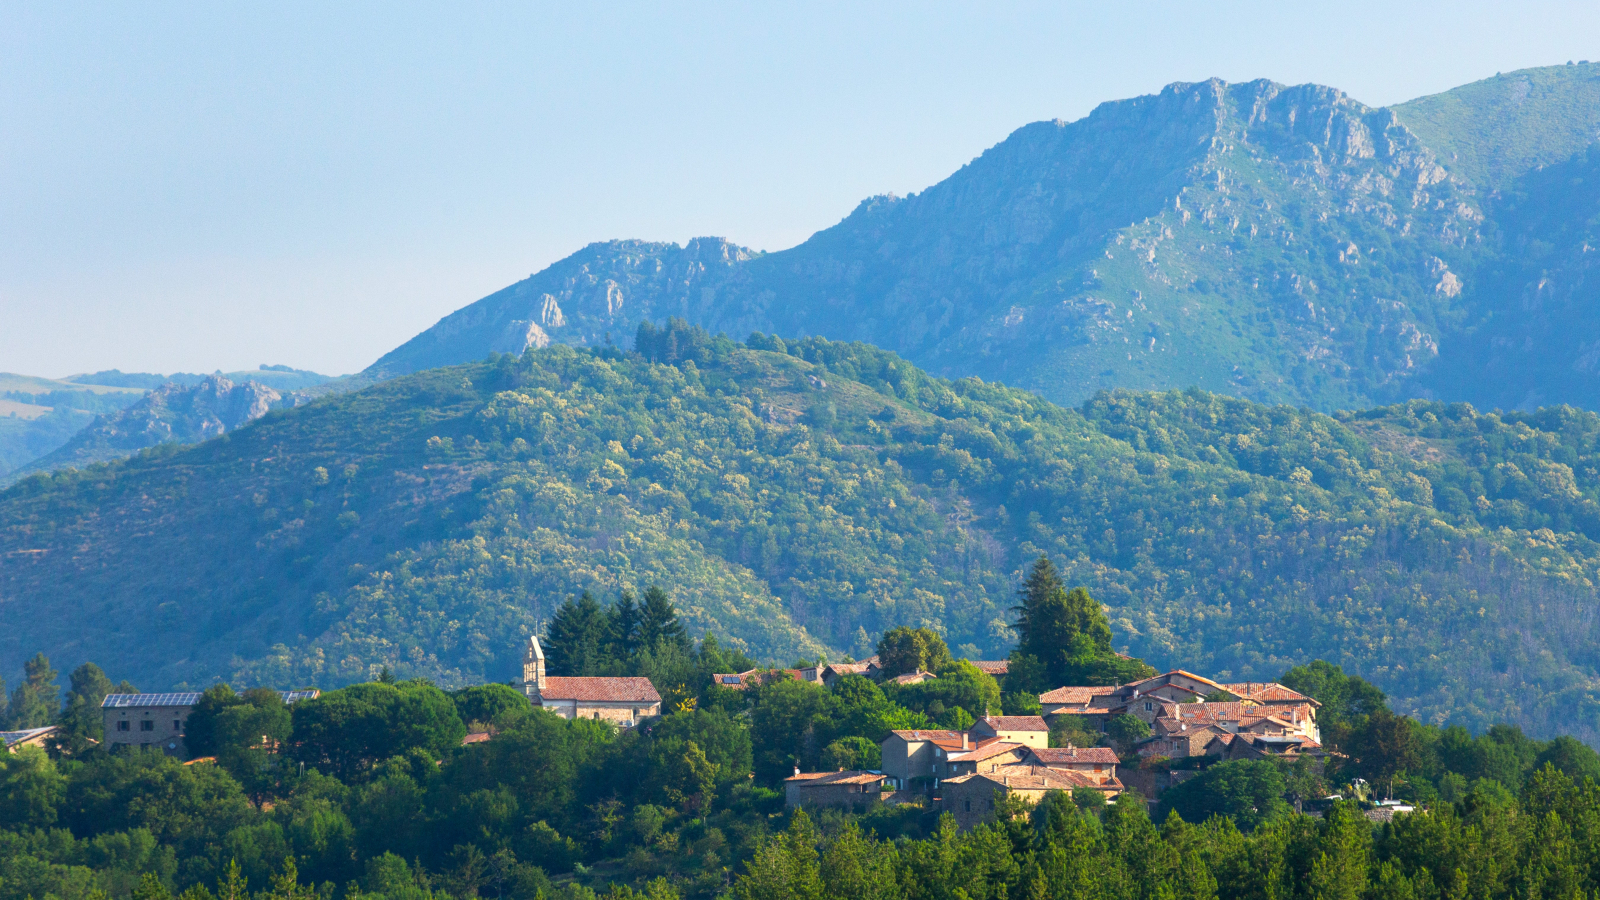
101, 690, 319, 709
101, 693, 202, 708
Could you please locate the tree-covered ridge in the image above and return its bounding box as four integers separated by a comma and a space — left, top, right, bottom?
10, 329, 1600, 742
8, 643, 1600, 900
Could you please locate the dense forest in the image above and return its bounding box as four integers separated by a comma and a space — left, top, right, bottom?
10, 323, 1600, 743
6, 583, 1600, 900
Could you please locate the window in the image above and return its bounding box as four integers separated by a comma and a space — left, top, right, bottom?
593, 712, 600, 719
140, 720, 154, 731
963, 800, 971, 812
174, 720, 181, 730
633, 708, 640, 718
116, 720, 130, 732
1145, 702, 1153, 711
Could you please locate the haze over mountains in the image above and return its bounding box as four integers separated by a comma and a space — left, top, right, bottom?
7, 64, 1600, 746
374, 64, 1600, 414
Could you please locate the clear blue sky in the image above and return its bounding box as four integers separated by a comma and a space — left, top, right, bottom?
3, 2, 1596, 377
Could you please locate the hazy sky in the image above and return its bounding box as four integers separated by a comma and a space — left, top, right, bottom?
3, 3, 1597, 378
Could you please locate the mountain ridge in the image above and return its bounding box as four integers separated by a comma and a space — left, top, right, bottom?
366, 65, 1600, 415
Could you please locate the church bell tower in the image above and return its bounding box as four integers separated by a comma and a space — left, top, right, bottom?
522, 634, 547, 694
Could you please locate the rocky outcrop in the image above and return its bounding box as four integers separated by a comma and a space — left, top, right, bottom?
8, 376, 293, 480
362, 65, 1600, 414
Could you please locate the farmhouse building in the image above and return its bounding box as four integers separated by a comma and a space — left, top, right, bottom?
101, 690, 320, 757
939, 765, 1123, 830
518, 635, 661, 725
783, 769, 891, 809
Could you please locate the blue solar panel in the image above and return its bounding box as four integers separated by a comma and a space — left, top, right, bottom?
101, 689, 320, 708
101, 693, 201, 708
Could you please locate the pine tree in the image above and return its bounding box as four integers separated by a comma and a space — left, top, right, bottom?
612, 590, 642, 658
56, 662, 121, 750
4, 653, 59, 729
639, 585, 689, 652
545, 591, 613, 676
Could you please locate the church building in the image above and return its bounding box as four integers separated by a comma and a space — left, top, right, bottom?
519, 635, 662, 726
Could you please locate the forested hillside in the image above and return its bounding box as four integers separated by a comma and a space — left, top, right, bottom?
366, 64, 1600, 414
8, 327, 1600, 743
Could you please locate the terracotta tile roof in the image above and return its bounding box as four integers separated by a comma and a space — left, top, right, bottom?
825, 658, 880, 678
1126, 670, 1227, 693
461, 732, 492, 745
536, 677, 661, 704
785, 770, 888, 786
1223, 682, 1320, 707
977, 715, 1049, 733
1172, 702, 1251, 724
947, 765, 1120, 792
889, 729, 965, 743
1027, 746, 1120, 766
1040, 685, 1118, 704
969, 660, 1010, 675
892, 671, 937, 685
953, 741, 1026, 763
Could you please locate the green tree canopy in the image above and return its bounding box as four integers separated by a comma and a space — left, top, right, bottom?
1010, 557, 1153, 687
4, 652, 60, 729
289, 680, 465, 781
874, 626, 952, 678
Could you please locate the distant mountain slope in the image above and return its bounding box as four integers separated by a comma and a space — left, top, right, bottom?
7, 376, 293, 483
9, 332, 1600, 743
0, 366, 336, 485
368, 65, 1600, 415
367, 239, 758, 379
0, 375, 148, 479
1393, 63, 1600, 191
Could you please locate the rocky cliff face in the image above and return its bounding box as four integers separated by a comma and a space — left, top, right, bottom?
367, 66, 1600, 413
9, 376, 292, 480
366, 238, 758, 379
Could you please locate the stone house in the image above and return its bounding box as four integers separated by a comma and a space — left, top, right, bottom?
938, 740, 1029, 779
939, 765, 1123, 830
881, 729, 967, 788
519, 636, 661, 725
101, 690, 319, 757
1039, 685, 1120, 721
784, 770, 890, 808
1023, 745, 1121, 786
970, 715, 1050, 748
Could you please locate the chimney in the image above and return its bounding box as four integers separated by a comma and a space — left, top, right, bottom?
962, 732, 969, 750
794, 764, 801, 777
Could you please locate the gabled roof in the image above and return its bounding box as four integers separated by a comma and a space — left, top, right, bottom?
1125, 670, 1228, 694
1027, 746, 1120, 766
945, 764, 1120, 792
786, 769, 888, 786
891, 671, 937, 685
1, 726, 59, 749
1039, 685, 1118, 704
1222, 682, 1320, 707
536, 677, 660, 704
952, 741, 1027, 763
969, 660, 1010, 675
101, 690, 319, 709
888, 729, 964, 743
976, 715, 1049, 733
